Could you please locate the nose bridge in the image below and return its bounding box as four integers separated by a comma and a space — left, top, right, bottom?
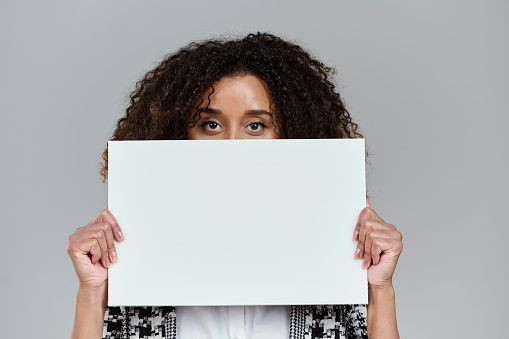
225, 130, 240, 139
224, 124, 241, 139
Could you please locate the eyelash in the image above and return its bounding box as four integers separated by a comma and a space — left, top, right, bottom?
247, 122, 267, 130
200, 120, 220, 129
199, 120, 267, 131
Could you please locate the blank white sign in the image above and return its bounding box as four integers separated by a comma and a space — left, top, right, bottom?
108, 139, 367, 306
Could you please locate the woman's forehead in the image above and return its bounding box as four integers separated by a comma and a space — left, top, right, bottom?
200, 75, 272, 110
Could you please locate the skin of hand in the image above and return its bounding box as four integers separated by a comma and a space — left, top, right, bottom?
67, 208, 124, 292
354, 199, 403, 289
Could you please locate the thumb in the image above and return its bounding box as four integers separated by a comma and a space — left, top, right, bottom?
366, 197, 371, 208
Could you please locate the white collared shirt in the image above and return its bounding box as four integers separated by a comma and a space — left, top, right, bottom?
176, 305, 290, 339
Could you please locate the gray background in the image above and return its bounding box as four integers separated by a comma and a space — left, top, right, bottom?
1, 0, 507, 337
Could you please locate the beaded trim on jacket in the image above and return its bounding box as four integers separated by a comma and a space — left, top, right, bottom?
102, 305, 367, 339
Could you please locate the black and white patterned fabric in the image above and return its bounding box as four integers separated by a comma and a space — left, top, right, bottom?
103, 304, 367, 339
301, 305, 367, 339
103, 306, 176, 339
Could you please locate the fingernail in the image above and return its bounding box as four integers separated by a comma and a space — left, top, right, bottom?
363, 258, 369, 268
355, 248, 362, 259
354, 231, 359, 241
105, 258, 110, 268
111, 251, 118, 263
118, 231, 124, 240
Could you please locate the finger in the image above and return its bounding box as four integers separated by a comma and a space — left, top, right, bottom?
370, 237, 403, 265
358, 218, 396, 244
363, 229, 374, 268
356, 222, 399, 262
372, 238, 381, 265
355, 219, 372, 260
89, 238, 102, 265
354, 207, 383, 240
93, 222, 118, 263
362, 228, 383, 268
356, 218, 379, 259
68, 236, 102, 265
96, 229, 111, 268
364, 230, 402, 266
74, 226, 86, 234
370, 208, 384, 222
353, 200, 370, 241
91, 209, 124, 242
82, 229, 110, 268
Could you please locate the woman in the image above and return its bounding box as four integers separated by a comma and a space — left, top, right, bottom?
67, 32, 403, 339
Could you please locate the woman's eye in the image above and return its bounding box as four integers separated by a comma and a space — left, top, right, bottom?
247, 122, 266, 131
207, 121, 219, 129
201, 120, 221, 131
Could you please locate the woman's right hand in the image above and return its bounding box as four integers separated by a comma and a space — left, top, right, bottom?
67, 208, 124, 292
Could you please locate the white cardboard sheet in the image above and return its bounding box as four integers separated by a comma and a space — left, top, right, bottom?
108, 139, 367, 306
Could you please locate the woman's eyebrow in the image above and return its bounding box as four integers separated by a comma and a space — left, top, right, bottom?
200, 108, 222, 114
245, 110, 272, 116
200, 108, 272, 116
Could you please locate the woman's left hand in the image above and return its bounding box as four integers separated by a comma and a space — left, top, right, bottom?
353, 200, 403, 289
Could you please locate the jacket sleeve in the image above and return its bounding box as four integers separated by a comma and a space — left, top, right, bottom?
343, 304, 368, 339
102, 306, 176, 339
303, 305, 368, 339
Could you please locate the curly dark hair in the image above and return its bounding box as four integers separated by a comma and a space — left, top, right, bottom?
100, 32, 363, 182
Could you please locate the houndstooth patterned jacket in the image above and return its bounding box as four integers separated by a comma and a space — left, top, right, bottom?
102, 304, 367, 339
